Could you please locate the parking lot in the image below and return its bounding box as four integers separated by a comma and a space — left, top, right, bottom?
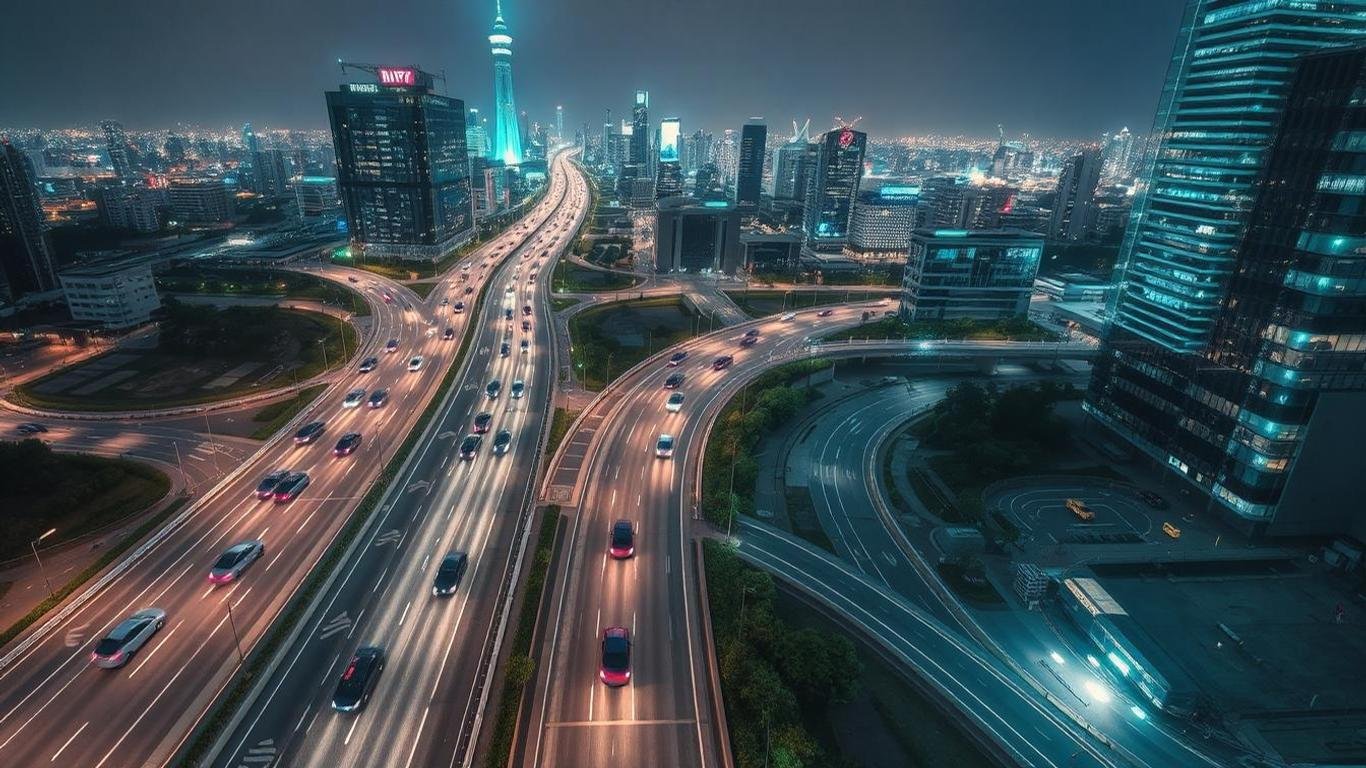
989, 477, 1155, 544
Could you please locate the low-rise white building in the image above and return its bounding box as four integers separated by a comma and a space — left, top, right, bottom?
59, 261, 161, 329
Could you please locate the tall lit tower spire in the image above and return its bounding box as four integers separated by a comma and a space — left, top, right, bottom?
489, 0, 523, 165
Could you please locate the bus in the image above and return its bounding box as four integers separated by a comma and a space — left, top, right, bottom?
1066, 498, 1095, 521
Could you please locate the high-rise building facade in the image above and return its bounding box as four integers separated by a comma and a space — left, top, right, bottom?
848, 186, 921, 259
0, 139, 58, 303
802, 127, 866, 253
1101, 127, 1135, 181
94, 184, 164, 232
326, 66, 474, 262
771, 139, 813, 201
101, 120, 135, 179
252, 148, 291, 197
1049, 149, 1102, 242
467, 108, 490, 160
489, 0, 523, 165
168, 180, 234, 223
685, 130, 712, 174
899, 228, 1042, 321
656, 117, 684, 199
555, 105, 564, 143
735, 121, 767, 209
656, 197, 741, 274
630, 90, 649, 167
1087, 2, 1366, 535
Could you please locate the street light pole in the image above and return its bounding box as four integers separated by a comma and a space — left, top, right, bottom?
31, 528, 56, 598
226, 603, 245, 666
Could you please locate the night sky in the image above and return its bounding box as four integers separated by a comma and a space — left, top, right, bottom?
2, 0, 1186, 138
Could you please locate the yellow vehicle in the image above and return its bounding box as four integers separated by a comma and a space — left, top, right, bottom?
1065, 498, 1095, 521
1162, 522, 1182, 539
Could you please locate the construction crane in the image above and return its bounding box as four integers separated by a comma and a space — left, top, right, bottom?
834, 115, 864, 131
336, 60, 447, 91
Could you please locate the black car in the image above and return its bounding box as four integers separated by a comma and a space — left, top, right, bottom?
522, 319, 531, 332
492, 428, 512, 455
453, 301, 466, 314
473, 411, 493, 433
17, 422, 49, 434
739, 336, 758, 348
358, 356, 379, 373
432, 552, 469, 596
443, 327, 455, 340
667, 351, 687, 367
294, 421, 327, 445
459, 434, 482, 460
385, 338, 400, 354
500, 342, 511, 357
273, 472, 310, 503
712, 355, 734, 371
744, 328, 760, 337
504, 308, 514, 321
664, 372, 684, 390
333, 432, 362, 456
1137, 490, 1169, 509
367, 389, 389, 409
255, 469, 291, 499
522, 304, 532, 316
332, 646, 385, 712
486, 379, 502, 399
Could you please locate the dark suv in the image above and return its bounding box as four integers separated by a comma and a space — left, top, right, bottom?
431, 552, 469, 596
331, 646, 385, 712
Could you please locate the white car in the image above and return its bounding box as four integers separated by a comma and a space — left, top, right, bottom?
665, 392, 685, 413
511, 379, 525, 399
780, 311, 797, 321
342, 388, 366, 408
91, 608, 166, 669
655, 433, 675, 458
407, 356, 424, 372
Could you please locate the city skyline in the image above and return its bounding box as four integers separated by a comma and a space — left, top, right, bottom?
2, 0, 1185, 138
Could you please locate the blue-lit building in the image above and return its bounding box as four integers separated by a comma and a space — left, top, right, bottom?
803, 127, 866, 254
899, 228, 1042, 322
326, 66, 474, 262
848, 185, 921, 260
735, 121, 767, 211
1087, 2, 1366, 536
489, 0, 522, 166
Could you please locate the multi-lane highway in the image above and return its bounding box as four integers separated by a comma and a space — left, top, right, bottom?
524, 304, 888, 768
0, 154, 575, 768
213, 150, 590, 768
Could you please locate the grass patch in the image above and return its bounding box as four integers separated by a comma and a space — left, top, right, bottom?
552, 261, 639, 293
543, 408, 580, 471
0, 440, 171, 560
725, 289, 885, 319
0, 495, 188, 650
408, 281, 440, 300
752, 268, 901, 287
550, 297, 581, 312
706, 541, 863, 767
825, 315, 1057, 343
701, 359, 833, 529
483, 506, 561, 768
156, 266, 371, 317
567, 296, 700, 391
14, 304, 356, 413
784, 487, 835, 554
772, 587, 998, 767
247, 384, 327, 440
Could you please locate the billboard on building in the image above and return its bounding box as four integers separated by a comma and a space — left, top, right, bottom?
660, 118, 681, 163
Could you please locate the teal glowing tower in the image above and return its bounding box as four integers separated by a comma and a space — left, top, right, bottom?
489, 0, 522, 166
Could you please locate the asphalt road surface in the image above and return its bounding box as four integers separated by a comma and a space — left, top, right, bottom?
0, 159, 574, 768
213, 151, 589, 768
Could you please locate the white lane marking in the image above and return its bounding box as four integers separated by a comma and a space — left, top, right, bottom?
344, 715, 359, 746
128, 620, 183, 680
398, 600, 413, 627
49, 720, 88, 763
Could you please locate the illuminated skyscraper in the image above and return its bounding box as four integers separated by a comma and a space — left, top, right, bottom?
1048, 149, 1101, 242
556, 105, 564, 143
489, 0, 523, 165
1087, 1, 1366, 534
656, 117, 684, 199
802, 126, 866, 253
0, 139, 58, 303
630, 91, 649, 166
467, 108, 490, 160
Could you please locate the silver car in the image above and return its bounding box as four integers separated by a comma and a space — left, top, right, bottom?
91, 608, 166, 669
207, 540, 265, 585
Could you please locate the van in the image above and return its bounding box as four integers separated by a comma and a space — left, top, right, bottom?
1162, 522, 1181, 539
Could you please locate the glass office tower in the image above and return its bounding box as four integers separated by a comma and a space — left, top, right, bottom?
802, 127, 866, 253
1088, 0, 1366, 535
327, 67, 474, 262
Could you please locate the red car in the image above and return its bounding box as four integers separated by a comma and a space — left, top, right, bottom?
609, 520, 634, 559
599, 627, 631, 686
